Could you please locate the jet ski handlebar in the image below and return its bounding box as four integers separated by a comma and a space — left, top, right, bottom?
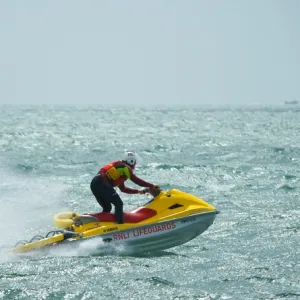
149, 187, 162, 197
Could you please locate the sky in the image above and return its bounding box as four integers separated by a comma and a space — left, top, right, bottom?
0, 0, 299, 106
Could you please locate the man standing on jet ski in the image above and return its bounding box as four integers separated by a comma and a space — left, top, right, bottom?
90, 151, 159, 224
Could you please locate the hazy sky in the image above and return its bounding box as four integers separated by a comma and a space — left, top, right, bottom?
0, 1, 299, 106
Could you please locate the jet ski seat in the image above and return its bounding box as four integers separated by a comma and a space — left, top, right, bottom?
84, 208, 157, 223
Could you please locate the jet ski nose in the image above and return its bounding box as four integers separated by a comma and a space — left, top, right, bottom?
216, 210, 220, 214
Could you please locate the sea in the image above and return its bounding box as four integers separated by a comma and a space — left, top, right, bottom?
0, 105, 299, 300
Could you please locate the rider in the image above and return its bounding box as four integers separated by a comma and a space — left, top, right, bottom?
90, 151, 159, 224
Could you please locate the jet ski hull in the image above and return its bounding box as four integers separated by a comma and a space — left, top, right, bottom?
97, 210, 217, 255
42, 211, 217, 255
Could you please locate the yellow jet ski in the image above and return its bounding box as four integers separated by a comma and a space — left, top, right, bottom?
11, 188, 219, 255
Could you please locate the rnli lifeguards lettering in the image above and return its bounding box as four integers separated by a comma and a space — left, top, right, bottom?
113, 221, 176, 241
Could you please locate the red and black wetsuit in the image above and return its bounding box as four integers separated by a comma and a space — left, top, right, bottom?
90, 160, 155, 224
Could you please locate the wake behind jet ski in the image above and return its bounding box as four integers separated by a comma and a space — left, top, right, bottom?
11, 188, 219, 255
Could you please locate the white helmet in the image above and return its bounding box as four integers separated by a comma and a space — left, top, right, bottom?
122, 151, 137, 167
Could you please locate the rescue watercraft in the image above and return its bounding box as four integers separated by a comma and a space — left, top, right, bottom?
11, 188, 219, 255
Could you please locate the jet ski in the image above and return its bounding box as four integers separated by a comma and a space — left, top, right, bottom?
11, 188, 219, 255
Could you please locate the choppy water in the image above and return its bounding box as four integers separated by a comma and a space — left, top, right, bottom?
0, 105, 299, 300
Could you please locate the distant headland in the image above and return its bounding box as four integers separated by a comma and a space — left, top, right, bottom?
284, 100, 299, 105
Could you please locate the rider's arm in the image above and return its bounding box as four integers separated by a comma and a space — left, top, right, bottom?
130, 173, 155, 188
118, 182, 140, 194
119, 164, 154, 190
